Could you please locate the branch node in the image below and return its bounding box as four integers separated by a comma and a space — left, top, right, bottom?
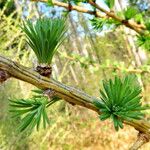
0, 69, 10, 83
68, 2, 72, 12
68, 102, 76, 106
43, 88, 56, 99
36, 66, 52, 78
122, 20, 129, 25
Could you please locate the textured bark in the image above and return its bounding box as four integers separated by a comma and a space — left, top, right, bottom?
0, 55, 97, 112
129, 132, 150, 150
0, 55, 150, 139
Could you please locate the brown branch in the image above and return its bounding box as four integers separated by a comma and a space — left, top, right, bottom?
31, 0, 104, 18
1, 55, 150, 141
0, 55, 98, 112
88, 0, 146, 34
31, 0, 146, 34
129, 132, 150, 150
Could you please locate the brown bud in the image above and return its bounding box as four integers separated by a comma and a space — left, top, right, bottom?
43, 89, 56, 99
36, 66, 52, 78
0, 70, 10, 83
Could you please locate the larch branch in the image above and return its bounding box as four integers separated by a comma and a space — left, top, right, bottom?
129, 132, 150, 150
31, 0, 146, 34
31, 0, 104, 18
88, 0, 146, 33
0, 55, 150, 140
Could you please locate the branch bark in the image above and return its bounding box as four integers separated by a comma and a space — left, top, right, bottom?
88, 0, 145, 34
31, 0, 146, 34
129, 132, 150, 150
0, 55, 98, 112
0, 55, 150, 140
31, 0, 104, 17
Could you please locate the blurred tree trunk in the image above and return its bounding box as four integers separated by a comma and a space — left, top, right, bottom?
69, 14, 83, 54
116, 0, 145, 67
68, 14, 86, 81
78, 14, 101, 64
78, 14, 107, 78
115, 0, 145, 89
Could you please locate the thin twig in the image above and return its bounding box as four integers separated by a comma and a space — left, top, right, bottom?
31, 0, 104, 18
130, 132, 150, 150
31, 0, 146, 34
88, 0, 145, 34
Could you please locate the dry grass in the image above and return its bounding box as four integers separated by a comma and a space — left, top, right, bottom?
28, 104, 150, 150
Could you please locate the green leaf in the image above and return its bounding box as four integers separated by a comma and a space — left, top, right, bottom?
18, 111, 36, 132
124, 7, 139, 20
99, 113, 111, 121
9, 89, 53, 132
93, 99, 105, 108
104, 0, 115, 9
32, 89, 44, 94
94, 75, 146, 131
137, 34, 150, 51
43, 107, 50, 129
47, 0, 54, 6
90, 17, 121, 32
21, 18, 67, 65
134, 14, 143, 24
111, 115, 119, 131
145, 20, 150, 31
118, 119, 123, 129
36, 106, 42, 130
99, 108, 109, 113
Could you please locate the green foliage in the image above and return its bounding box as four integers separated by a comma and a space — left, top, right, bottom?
134, 13, 144, 24
90, 18, 104, 31
47, 0, 54, 6
123, 7, 139, 20
9, 89, 60, 132
137, 34, 150, 51
104, 0, 115, 9
0, 0, 16, 16
145, 20, 150, 31
93, 75, 146, 131
129, 0, 150, 17
90, 17, 121, 32
21, 18, 67, 65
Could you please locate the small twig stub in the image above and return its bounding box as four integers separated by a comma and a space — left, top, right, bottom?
130, 132, 150, 150
0, 69, 10, 83
43, 88, 56, 99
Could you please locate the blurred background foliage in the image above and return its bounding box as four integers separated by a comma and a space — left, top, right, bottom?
0, 0, 150, 149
